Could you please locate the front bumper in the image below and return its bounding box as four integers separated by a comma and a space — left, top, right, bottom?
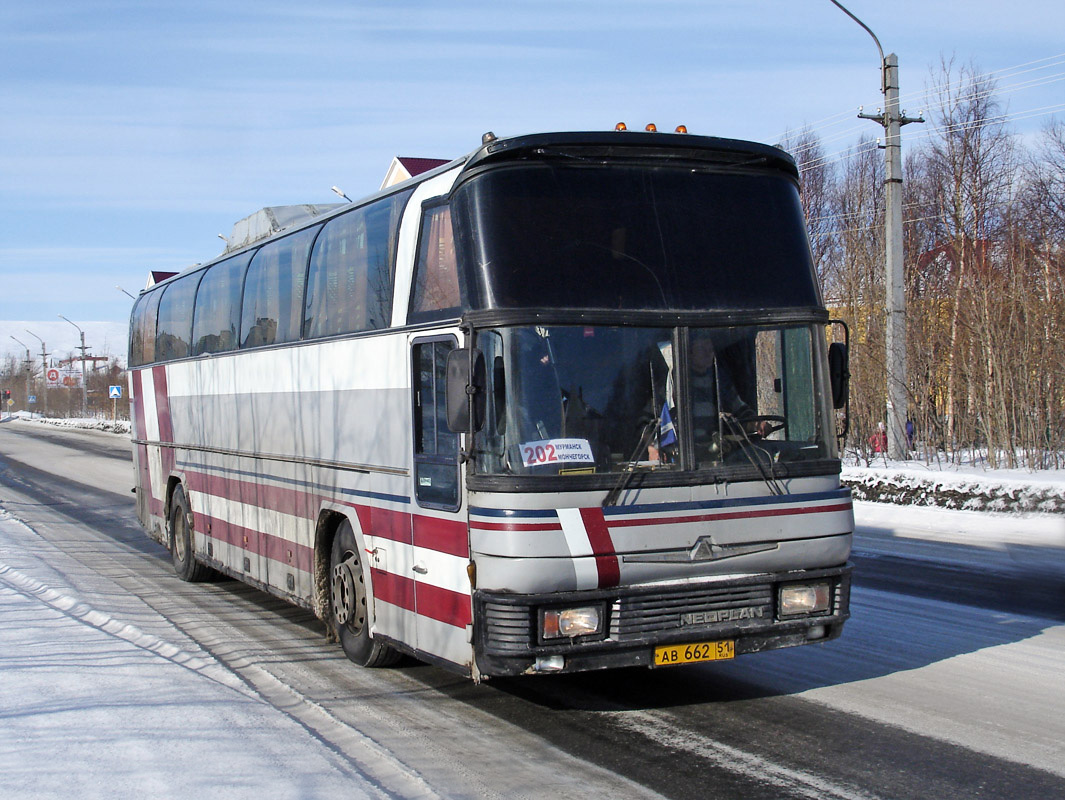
474, 564, 851, 677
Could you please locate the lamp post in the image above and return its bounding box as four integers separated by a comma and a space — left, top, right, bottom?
25, 330, 48, 416
829, 0, 922, 459
10, 336, 32, 413
59, 315, 89, 417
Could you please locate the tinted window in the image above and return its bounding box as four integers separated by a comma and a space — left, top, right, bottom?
451, 164, 821, 311
192, 253, 250, 355
305, 189, 411, 338
409, 205, 464, 323
240, 225, 320, 348
129, 291, 161, 367
413, 338, 459, 508
155, 275, 200, 361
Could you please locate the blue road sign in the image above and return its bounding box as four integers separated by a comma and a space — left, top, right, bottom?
109, 385, 123, 399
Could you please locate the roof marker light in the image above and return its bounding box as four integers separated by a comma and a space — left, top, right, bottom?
675, 124, 688, 134
615, 122, 628, 131
645, 123, 657, 132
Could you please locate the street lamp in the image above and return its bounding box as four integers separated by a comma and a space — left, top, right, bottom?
828, 0, 923, 460
10, 336, 32, 414
25, 329, 48, 416
59, 314, 89, 417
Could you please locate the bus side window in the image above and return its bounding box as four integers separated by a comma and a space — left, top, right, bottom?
192, 254, 249, 355
155, 273, 200, 361
241, 225, 319, 348
130, 290, 161, 366
305, 189, 412, 339
409, 204, 462, 323
412, 339, 459, 510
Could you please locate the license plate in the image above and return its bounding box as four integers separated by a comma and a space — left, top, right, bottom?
653, 639, 735, 667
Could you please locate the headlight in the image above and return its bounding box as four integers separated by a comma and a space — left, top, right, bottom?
779, 581, 832, 617
541, 606, 603, 639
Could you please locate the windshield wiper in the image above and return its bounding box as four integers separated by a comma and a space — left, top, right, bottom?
719, 413, 786, 496
603, 418, 658, 507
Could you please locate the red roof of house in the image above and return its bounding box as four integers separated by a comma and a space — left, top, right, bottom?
396, 157, 449, 177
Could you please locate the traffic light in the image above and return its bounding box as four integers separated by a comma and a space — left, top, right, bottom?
2, 389, 10, 401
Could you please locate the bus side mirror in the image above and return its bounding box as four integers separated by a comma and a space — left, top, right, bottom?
828, 342, 849, 410
446, 348, 486, 433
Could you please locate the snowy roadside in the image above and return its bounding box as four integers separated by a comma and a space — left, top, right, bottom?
842, 460, 1065, 514
0, 510, 380, 800
1, 409, 131, 435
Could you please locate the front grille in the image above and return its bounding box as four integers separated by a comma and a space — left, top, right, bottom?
482, 601, 533, 654
612, 583, 773, 640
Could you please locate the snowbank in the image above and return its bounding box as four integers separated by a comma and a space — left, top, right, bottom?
843, 461, 1065, 514
7, 411, 131, 435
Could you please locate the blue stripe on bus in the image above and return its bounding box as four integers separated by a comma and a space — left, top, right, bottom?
176, 459, 411, 506
471, 488, 849, 520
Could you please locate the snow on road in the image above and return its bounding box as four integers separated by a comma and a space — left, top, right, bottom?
0, 510, 388, 800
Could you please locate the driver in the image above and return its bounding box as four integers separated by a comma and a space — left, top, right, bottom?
690, 333, 756, 443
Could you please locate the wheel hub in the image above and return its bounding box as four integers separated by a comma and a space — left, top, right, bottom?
331, 557, 358, 626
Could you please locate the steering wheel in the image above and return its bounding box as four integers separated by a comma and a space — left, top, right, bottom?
744, 415, 786, 437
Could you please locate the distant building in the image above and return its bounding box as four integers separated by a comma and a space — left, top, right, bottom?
380, 157, 450, 189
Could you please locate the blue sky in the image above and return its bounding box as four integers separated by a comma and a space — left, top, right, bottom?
1, 0, 1063, 362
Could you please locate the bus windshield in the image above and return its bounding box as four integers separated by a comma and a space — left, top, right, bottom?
452, 162, 821, 312
473, 324, 837, 477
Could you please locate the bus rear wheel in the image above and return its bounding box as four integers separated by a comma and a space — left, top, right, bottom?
169, 485, 211, 582
330, 520, 399, 668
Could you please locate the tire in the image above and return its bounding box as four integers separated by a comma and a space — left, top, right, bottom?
169, 485, 211, 582
330, 520, 400, 667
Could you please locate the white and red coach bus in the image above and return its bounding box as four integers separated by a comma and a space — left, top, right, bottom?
128, 129, 853, 679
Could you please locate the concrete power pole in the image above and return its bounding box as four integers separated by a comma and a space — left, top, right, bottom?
26, 330, 48, 416
59, 315, 89, 417
830, 2, 923, 459
861, 56, 923, 458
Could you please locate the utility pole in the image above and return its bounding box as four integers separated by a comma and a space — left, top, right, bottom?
25, 330, 48, 416
830, 1, 923, 459
59, 315, 89, 417
11, 336, 32, 412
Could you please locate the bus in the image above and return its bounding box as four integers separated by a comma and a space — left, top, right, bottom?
128, 129, 853, 680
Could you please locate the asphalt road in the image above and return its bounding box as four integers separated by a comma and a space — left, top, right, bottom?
1, 418, 1062, 799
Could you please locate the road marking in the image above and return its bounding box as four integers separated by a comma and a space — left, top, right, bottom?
610, 708, 883, 800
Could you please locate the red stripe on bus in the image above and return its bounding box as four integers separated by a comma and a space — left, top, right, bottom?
413, 515, 469, 558
152, 366, 175, 474
606, 502, 854, 528
130, 370, 146, 440
351, 503, 413, 545
415, 582, 473, 628
579, 507, 620, 588
191, 510, 314, 573
186, 470, 317, 521
371, 567, 415, 613
469, 521, 563, 532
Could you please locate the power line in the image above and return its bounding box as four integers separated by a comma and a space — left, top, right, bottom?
779, 52, 1065, 150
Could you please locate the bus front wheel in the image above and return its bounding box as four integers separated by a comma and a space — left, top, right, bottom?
169, 485, 211, 582
330, 520, 399, 667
